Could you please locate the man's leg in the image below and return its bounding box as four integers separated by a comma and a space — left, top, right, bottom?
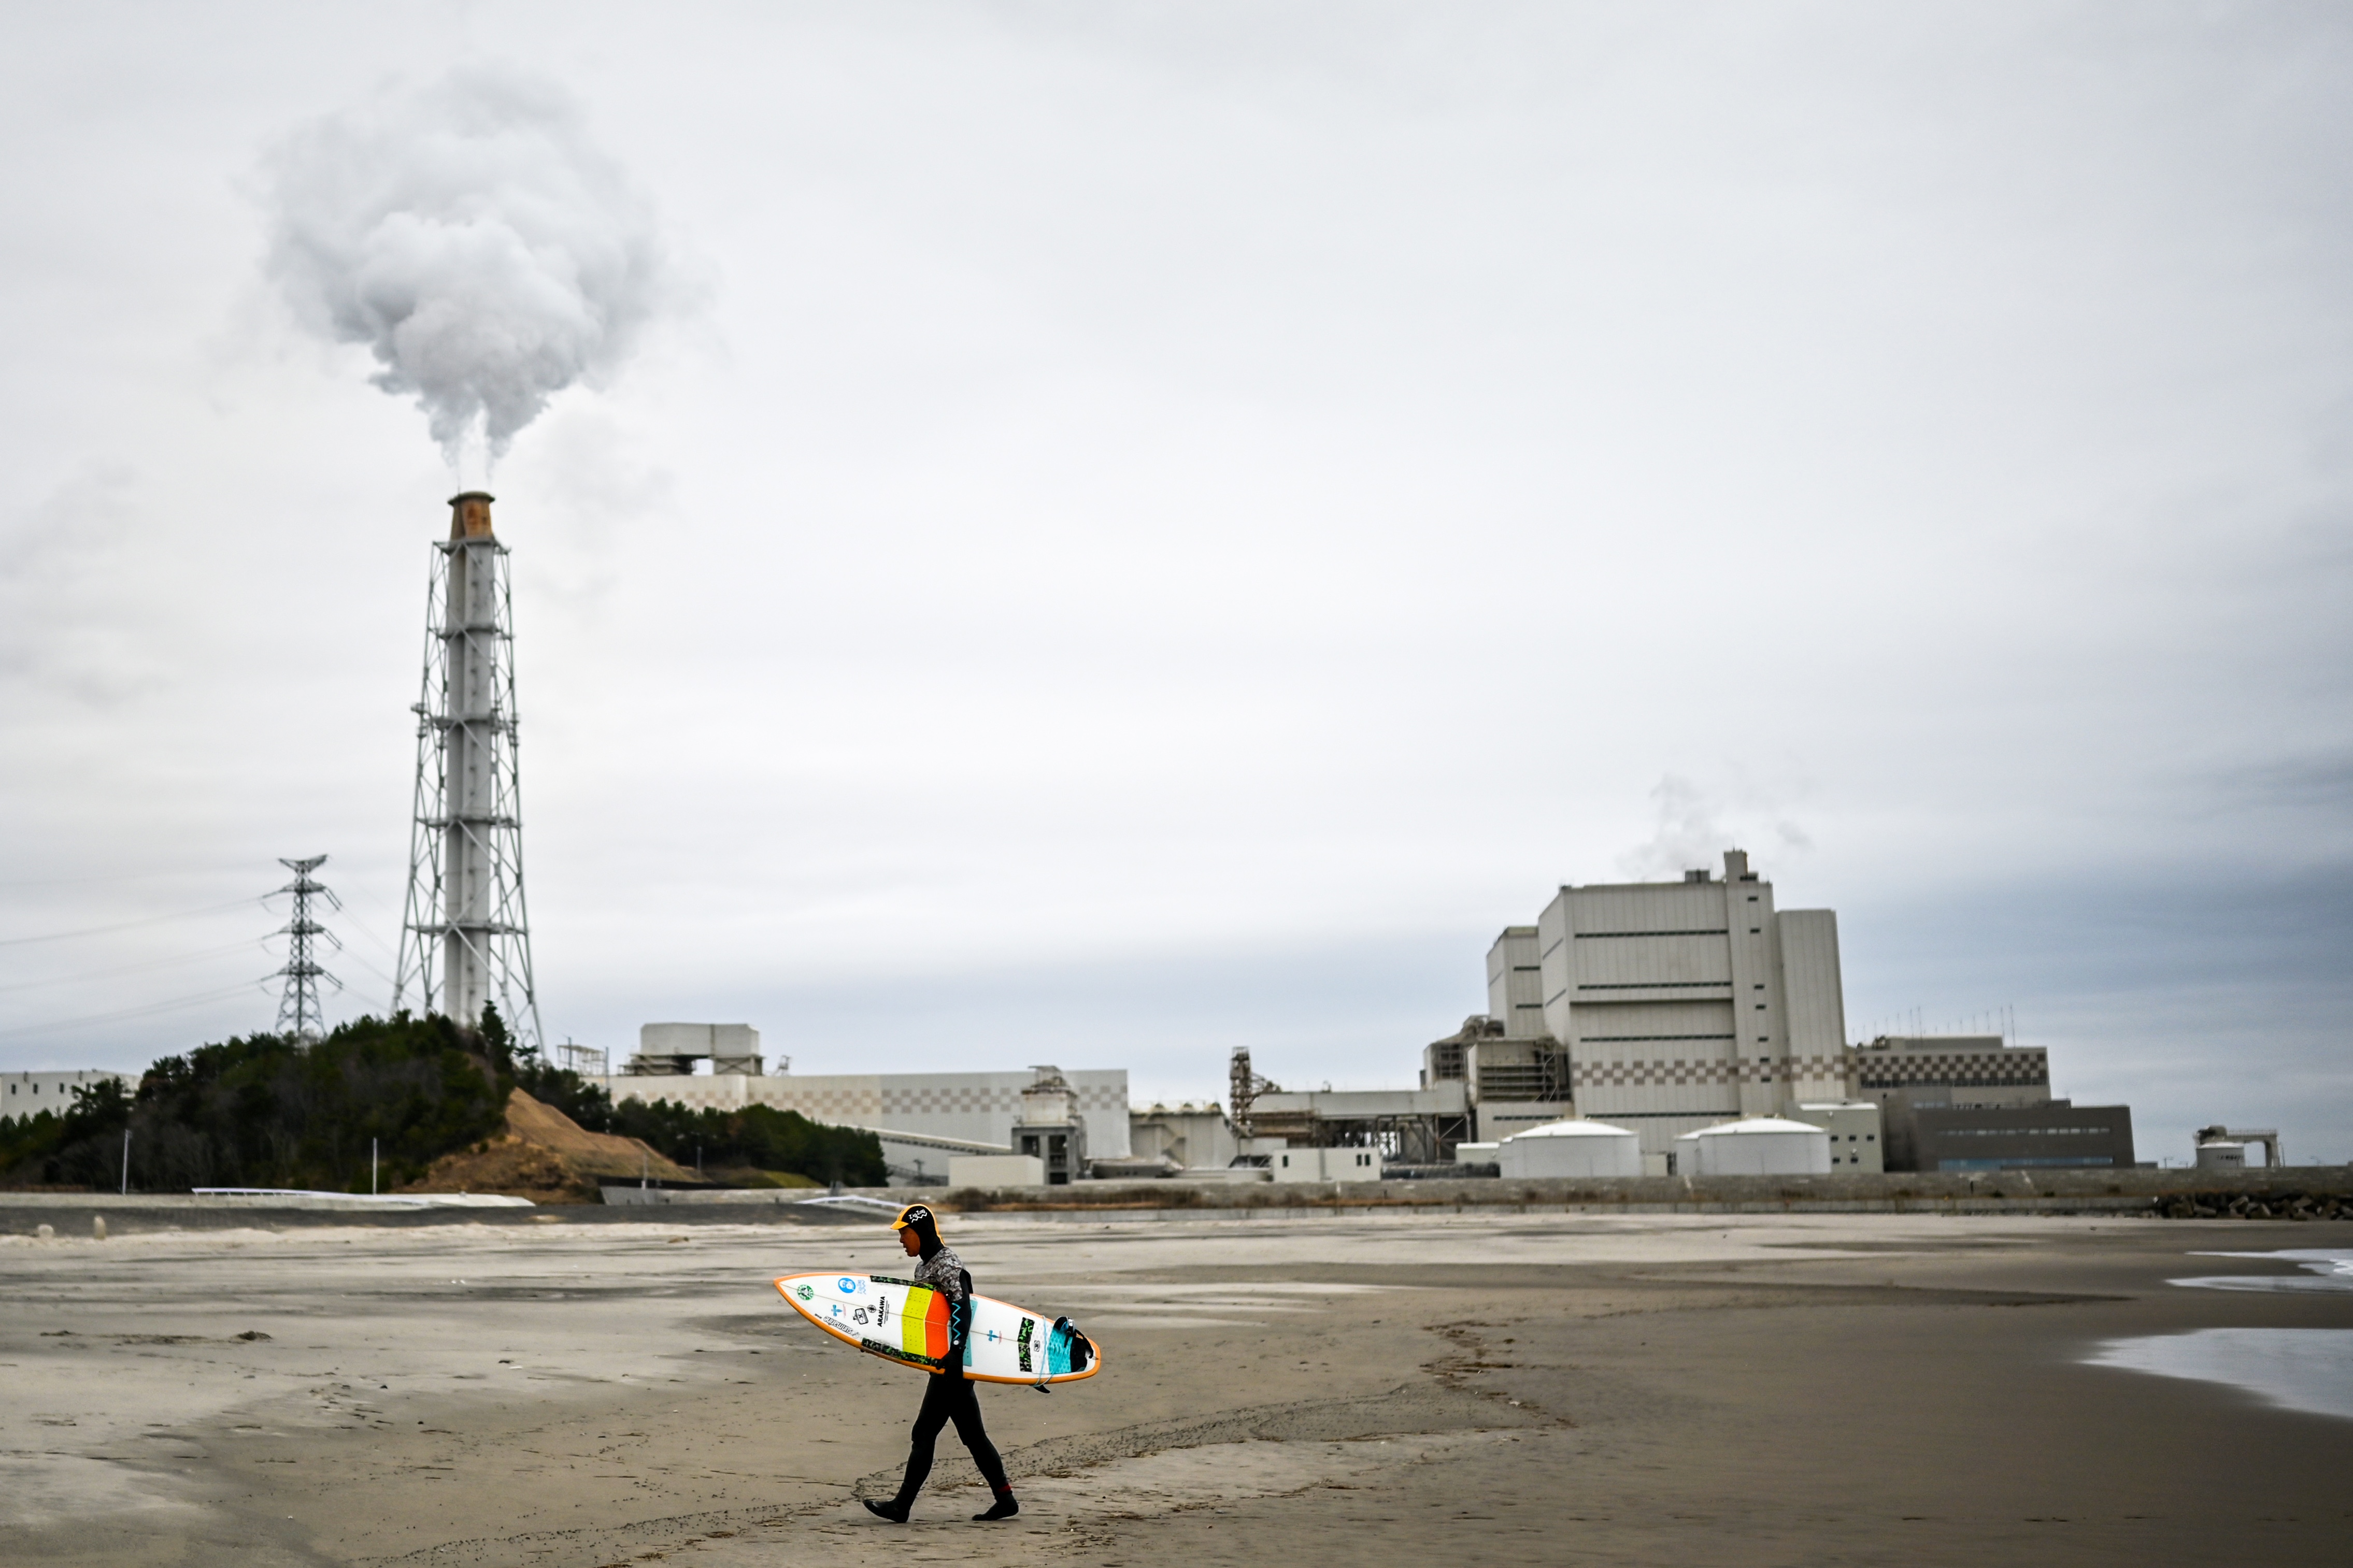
945, 1378, 1018, 1520
866, 1373, 955, 1521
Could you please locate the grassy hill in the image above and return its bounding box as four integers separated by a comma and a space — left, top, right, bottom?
1, 1008, 885, 1195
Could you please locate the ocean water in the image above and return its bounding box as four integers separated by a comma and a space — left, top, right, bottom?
2171, 1248, 2353, 1296
2083, 1328, 2353, 1423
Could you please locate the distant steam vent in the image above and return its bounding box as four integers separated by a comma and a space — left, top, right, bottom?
392, 492, 544, 1049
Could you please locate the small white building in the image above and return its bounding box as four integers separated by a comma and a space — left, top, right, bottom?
1787, 1101, 1884, 1173
948, 1153, 1046, 1186
1271, 1147, 1385, 1183
875, 1129, 1014, 1185
2194, 1140, 2247, 1172
1675, 1116, 1833, 1176
1496, 1119, 1642, 1178
4, 1070, 129, 1114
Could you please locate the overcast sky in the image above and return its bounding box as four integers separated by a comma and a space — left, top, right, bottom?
2, 3, 2347, 1162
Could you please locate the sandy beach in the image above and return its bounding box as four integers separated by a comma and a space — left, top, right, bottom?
4, 1208, 2348, 1566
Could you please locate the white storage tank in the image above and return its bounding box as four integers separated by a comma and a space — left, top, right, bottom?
1676, 1116, 1833, 1176
2194, 1140, 2247, 1172
1496, 1119, 1641, 1178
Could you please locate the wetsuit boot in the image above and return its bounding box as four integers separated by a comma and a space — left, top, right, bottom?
862, 1498, 910, 1523
973, 1486, 1018, 1521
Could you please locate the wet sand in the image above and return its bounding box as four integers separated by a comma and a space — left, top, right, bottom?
3, 1210, 2348, 1565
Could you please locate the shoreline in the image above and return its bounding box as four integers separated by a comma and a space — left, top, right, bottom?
6, 1163, 2346, 1235
4, 1211, 2349, 1565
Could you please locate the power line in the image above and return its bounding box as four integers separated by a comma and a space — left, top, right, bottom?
332, 882, 409, 961
338, 949, 401, 998
0, 865, 266, 889
0, 897, 265, 948
0, 937, 269, 996
0, 979, 275, 1042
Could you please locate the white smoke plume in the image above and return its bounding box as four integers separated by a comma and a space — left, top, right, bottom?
1617, 774, 1814, 882
262, 67, 670, 469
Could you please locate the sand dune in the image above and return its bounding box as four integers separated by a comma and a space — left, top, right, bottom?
400, 1089, 700, 1202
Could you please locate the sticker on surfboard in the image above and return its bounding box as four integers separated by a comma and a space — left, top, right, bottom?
774, 1271, 1102, 1385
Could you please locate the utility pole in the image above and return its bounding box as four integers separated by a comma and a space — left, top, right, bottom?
270, 855, 343, 1043
372, 1137, 379, 1196
120, 1129, 130, 1195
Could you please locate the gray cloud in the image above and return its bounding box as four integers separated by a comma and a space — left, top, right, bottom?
0, 465, 159, 707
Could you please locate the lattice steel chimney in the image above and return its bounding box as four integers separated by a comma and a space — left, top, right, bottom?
392, 492, 544, 1051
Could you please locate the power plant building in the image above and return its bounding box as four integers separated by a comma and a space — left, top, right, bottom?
1848, 1033, 2049, 1169
1432, 850, 1850, 1157
590, 1032, 1131, 1167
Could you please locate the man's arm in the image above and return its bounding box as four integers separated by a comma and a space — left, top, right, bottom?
950, 1268, 975, 1370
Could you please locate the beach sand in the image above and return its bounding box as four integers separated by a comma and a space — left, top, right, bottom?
3, 1209, 2347, 1565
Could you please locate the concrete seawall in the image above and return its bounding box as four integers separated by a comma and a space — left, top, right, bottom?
7, 1165, 2348, 1232
863, 1165, 2353, 1218
604, 1165, 2353, 1218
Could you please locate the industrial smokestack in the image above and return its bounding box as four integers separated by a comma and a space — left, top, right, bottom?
392, 493, 543, 1050
449, 490, 495, 541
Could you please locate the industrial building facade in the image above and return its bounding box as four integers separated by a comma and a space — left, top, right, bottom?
1910, 1100, 2136, 1172
1848, 1034, 2133, 1171
1849, 1032, 2051, 1169
1433, 850, 1849, 1156
3, 1069, 127, 1110
591, 1064, 1132, 1161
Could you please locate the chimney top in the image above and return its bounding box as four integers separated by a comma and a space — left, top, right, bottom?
447, 492, 496, 541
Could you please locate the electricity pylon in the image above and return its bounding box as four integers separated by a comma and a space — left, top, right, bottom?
272, 854, 342, 1042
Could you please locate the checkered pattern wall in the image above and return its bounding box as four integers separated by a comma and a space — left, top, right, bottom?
880, 1084, 1018, 1116
1571, 1055, 1850, 1089
1852, 1051, 2048, 1088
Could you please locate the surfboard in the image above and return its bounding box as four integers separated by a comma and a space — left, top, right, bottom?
773, 1271, 1102, 1385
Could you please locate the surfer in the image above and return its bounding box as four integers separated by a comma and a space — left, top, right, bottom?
862, 1203, 1020, 1524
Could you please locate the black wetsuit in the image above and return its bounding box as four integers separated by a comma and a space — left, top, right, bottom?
889, 1241, 1011, 1512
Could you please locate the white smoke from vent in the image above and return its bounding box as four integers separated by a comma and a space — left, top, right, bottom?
1617, 774, 1814, 881
262, 67, 671, 471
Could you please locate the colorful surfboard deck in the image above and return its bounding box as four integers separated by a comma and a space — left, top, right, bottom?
773, 1271, 1102, 1385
